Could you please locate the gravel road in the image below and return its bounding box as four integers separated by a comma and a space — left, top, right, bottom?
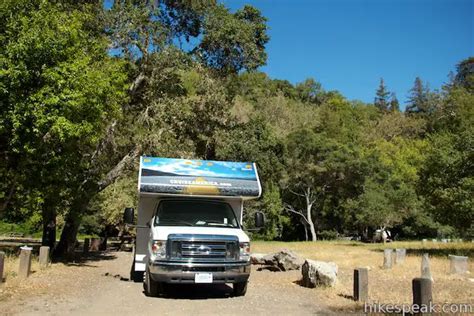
2, 251, 331, 316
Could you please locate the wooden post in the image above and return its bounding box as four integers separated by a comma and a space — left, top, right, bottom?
18, 246, 32, 278
353, 268, 368, 302
421, 253, 433, 281
0, 251, 5, 283
383, 249, 393, 269
449, 255, 468, 274
99, 237, 107, 251
412, 278, 432, 309
83, 238, 90, 254
395, 249, 406, 264
39, 246, 50, 268
90, 238, 101, 251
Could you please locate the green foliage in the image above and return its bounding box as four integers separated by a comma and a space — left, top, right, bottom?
0, 0, 472, 245
406, 77, 430, 114
197, 4, 269, 74
374, 78, 390, 112
454, 57, 474, 92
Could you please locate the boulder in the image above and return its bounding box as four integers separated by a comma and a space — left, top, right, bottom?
301, 259, 338, 287
262, 249, 305, 271
250, 253, 267, 265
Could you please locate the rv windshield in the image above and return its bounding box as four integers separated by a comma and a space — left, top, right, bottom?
154, 200, 239, 228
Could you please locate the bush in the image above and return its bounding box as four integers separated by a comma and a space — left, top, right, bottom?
318, 230, 339, 240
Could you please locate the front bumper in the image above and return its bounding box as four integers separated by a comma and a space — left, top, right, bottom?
149, 261, 251, 284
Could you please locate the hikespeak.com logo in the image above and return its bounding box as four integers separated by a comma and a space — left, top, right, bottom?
364, 301, 473, 314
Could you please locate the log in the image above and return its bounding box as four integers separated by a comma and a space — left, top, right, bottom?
18, 246, 32, 278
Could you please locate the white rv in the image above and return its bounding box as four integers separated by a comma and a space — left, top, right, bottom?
124, 157, 264, 297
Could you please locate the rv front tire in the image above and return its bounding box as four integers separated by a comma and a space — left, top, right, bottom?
144, 266, 164, 297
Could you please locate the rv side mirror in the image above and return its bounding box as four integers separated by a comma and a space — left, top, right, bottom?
124, 207, 135, 225
255, 211, 265, 228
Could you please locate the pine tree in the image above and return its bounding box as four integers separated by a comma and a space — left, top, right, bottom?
406, 77, 429, 113
389, 92, 400, 112
374, 78, 390, 112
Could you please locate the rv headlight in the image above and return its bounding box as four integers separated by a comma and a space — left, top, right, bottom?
150, 240, 167, 259
239, 242, 250, 261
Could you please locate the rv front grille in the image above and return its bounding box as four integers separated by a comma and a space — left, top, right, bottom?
167, 234, 239, 262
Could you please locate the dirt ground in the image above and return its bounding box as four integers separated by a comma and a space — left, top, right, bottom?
1, 241, 473, 315
1, 251, 331, 316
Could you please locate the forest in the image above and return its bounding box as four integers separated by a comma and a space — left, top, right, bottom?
0, 0, 472, 256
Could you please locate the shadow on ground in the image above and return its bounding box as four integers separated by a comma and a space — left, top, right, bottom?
144, 283, 234, 300
52, 251, 117, 267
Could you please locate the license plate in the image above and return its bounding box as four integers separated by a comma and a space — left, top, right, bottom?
194, 273, 213, 283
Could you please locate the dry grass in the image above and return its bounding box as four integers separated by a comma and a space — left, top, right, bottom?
0, 254, 51, 302
252, 241, 474, 312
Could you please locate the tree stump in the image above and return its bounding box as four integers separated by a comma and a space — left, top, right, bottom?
19, 246, 32, 278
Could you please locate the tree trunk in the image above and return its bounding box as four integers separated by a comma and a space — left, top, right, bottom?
53, 198, 88, 258
52, 146, 140, 259
306, 191, 317, 241
302, 220, 308, 241
41, 198, 56, 250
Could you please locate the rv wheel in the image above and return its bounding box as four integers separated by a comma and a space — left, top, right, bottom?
144, 266, 164, 297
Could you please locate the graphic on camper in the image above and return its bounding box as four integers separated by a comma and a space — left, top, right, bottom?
139, 157, 261, 197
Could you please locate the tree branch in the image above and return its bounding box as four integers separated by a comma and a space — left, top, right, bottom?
284, 203, 309, 224
97, 145, 141, 192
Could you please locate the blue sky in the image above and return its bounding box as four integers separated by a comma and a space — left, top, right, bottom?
224, 0, 473, 107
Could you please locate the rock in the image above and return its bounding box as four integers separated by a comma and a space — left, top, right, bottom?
301, 259, 338, 287
262, 249, 305, 271
250, 253, 267, 265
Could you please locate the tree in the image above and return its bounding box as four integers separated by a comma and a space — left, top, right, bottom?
55, 1, 271, 256
454, 57, 474, 92
406, 77, 430, 113
419, 86, 474, 237
374, 78, 390, 112
0, 0, 128, 250
350, 137, 426, 235
389, 92, 400, 112
283, 129, 335, 241
295, 78, 324, 104
196, 4, 269, 74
